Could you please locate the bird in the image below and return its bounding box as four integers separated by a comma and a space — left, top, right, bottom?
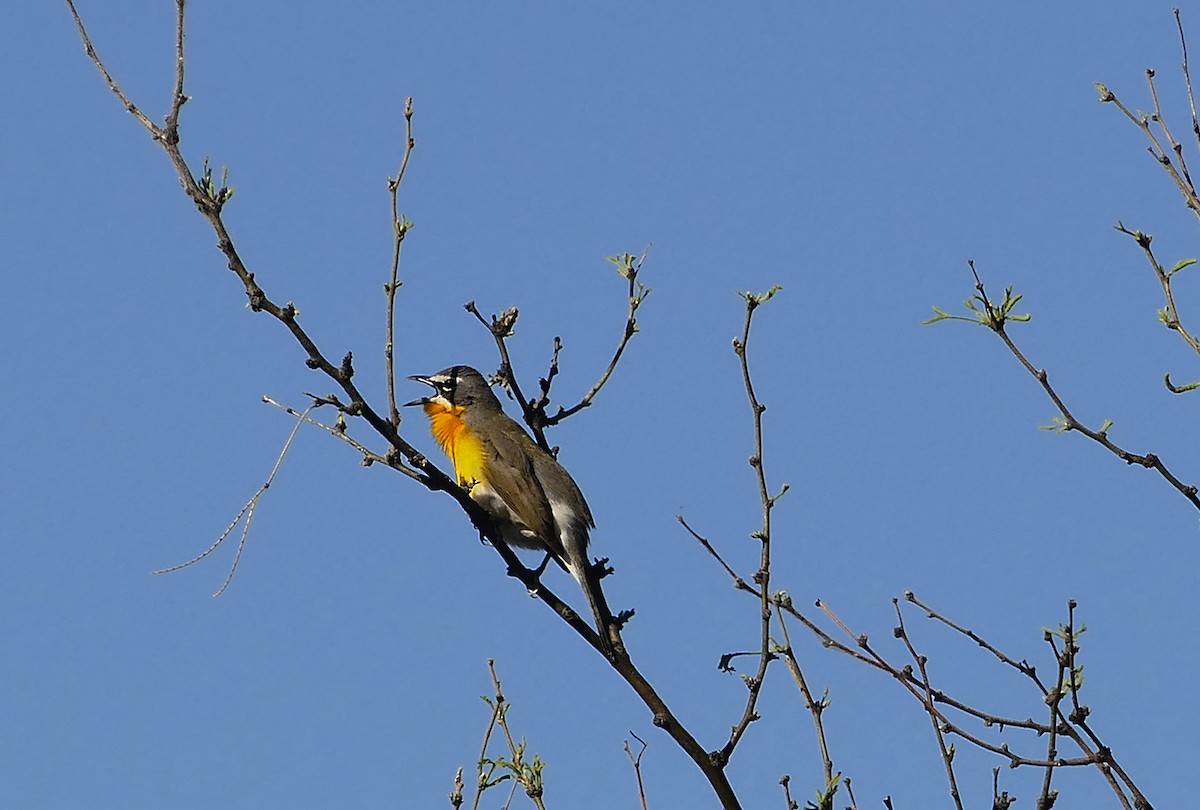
406, 365, 616, 654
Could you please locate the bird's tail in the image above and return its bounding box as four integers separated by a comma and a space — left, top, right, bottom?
566, 554, 619, 658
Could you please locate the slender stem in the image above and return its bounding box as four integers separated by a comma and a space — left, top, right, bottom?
775, 606, 835, 788
65, 0, 158, 135
720, 296, 777, 763
1175, 9, 1200, 152
892, 600, 964, 810
623, 734, 650, 810
385, 98, 416, 428
968, 263, 1200, 512
544, 248, 650, 426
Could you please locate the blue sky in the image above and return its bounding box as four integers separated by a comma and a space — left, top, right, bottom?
5, 2, 1199, 807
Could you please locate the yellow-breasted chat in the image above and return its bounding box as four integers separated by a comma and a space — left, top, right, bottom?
406, 365, 616, 654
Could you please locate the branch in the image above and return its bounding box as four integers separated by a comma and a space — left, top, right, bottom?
1095, 77, 1200, 216
1113, 222, 1200, 363
467, 248, 651, 453
623, 733, 650, 810
542, 249, 652, 427
892, 599, 964, 810
774, 604, 837, 801
65, 0, 160, 135
385, 98, 416, 428
720, 287, 785, 764
935, 261, 1200, 513
151, 402, 313, 595
463, 301, 551, 449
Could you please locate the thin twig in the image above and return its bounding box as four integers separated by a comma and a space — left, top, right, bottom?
463, 301, 550, 449
486, 660, 548, 810
264, 395, 411, 474
65, 0, 159, 135
1176, 8, 1200, 152
893, 600, 964, 810
1037, 623, 1066, 810
1099, 81, 1200, 214
151, 403, 313, 595
1146, 67, 1196, 196
969, 261, 1200, 512
720, 289, 783, 763
469, 659, 504, 810
543, 247, 652, 427
904, 591, 1041, 685
815, 599, 1090, 768
1113, 222, 1200, 357
778, 775, 799, 810
385, 98, 416, 428
164, 0, 187, 135
624, 733, 650, 810
774, 606, 835, 791
843, 777, 859, 810
993, 768, 1015, 810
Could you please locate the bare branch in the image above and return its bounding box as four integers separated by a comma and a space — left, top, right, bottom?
623, 733, 650, 810
543, 248, 652, 427
1112, 222, 1200, 359
720, 288, 783, 764
64, 0, 159, 136
1096, 79, 1200, 215
892, 599, 964, 810
774, 604, 836, 794
778, 775, 799, 810
385, 97, 416, 429
1176, 8, 1200, 152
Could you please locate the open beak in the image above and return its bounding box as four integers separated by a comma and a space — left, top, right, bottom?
403, 374, 435, 407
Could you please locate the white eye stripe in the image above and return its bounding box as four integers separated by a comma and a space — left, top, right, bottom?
431, 375, 457, 399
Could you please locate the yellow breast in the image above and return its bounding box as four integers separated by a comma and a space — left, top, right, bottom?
423, 402, 487, 487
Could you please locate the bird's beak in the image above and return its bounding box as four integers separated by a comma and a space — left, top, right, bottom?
403, 374, 435, 407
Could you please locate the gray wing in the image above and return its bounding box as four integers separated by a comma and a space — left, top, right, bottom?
481, 426, 566, 560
